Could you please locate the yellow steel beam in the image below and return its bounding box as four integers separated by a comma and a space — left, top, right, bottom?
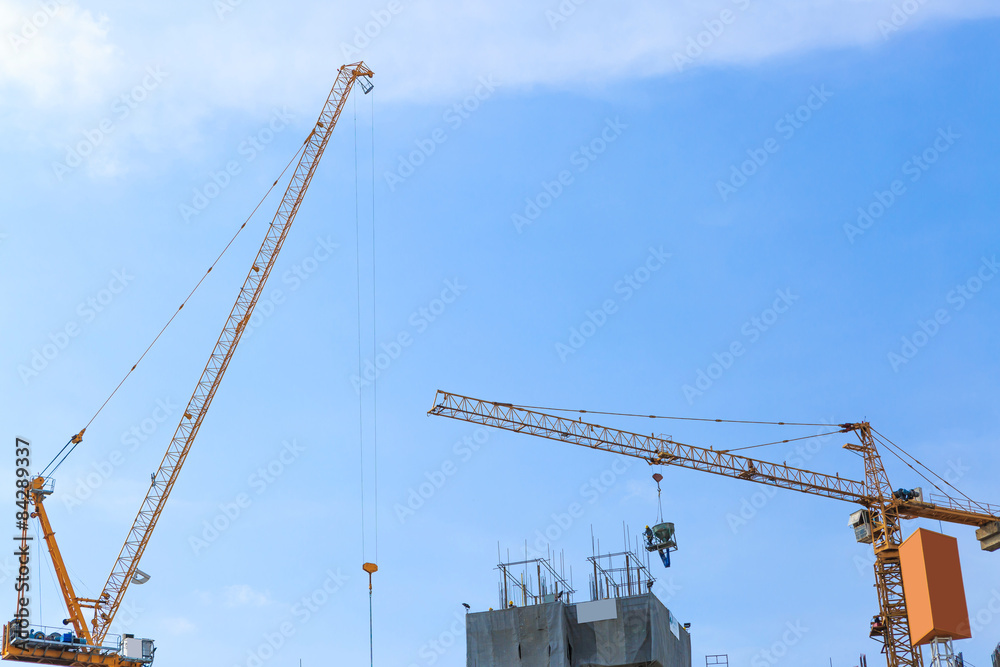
28, 478, 93, 645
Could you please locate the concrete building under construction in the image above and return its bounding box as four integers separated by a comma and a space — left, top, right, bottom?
467, 547, 691, 667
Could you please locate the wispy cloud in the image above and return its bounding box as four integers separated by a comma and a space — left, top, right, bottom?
2, 0, 998, 174
223, 584, 272, 608
0, 1, 120, 107
161, 616, 196, 635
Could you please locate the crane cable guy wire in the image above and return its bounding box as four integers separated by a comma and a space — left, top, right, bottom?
368, 85, 379, 667
872, 429, 990, 513
370, 87, 379, 569
508, 403, 835, 427
509, 402, 979, 506
352, 88, 379, 667
366, 89, 380, 667
39, 140, 309, 479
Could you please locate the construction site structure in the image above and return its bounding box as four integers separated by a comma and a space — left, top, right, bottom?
428, 391, 1000, 667
588, 546, 656, 601
498, 557, 575, 608
2, 62, 374, 667
471, 546, 690, 667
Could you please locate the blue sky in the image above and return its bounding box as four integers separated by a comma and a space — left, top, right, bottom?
2, 1, 1000, 666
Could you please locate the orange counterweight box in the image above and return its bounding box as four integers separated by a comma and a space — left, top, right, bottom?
899, 528, 972, 646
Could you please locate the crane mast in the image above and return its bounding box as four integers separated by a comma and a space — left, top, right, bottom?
428, 390, 1000, 667
3, 62, 372, 667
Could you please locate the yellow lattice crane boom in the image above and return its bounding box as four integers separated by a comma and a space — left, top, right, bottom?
2, 62, 373, 667
428, 390, 1000, 667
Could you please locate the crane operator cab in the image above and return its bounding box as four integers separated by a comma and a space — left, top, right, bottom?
645, 473, 678, 568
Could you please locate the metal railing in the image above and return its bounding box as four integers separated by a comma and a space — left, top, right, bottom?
928, 493, 1000, 519
7, 622, 122, 652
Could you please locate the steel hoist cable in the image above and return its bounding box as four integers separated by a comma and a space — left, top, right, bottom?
352, 89, 379, 667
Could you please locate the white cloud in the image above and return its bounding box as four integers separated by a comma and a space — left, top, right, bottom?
623, 478, 660, 504
5, 0, 1000, 111
2, 0, 998, 175
161, 616, 196, 635
0, 1, 121, 108
222, 583, 272, 608
302, 0, 1000, 101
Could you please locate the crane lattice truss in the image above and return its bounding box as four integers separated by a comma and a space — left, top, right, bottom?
3, 62, 372, 667
428, 390, 1000, 667
91, 61, 372, 646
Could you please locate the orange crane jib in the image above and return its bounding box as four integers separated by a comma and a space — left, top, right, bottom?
427, 390, 1000, 667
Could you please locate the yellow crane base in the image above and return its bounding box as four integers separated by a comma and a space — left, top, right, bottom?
2, 625, 145, 667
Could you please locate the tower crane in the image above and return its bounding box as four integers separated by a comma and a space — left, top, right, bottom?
427, 390, 1000, 667
2, 61, 374, 667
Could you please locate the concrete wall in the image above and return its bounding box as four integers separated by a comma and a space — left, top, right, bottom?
467, 593, 691, 667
